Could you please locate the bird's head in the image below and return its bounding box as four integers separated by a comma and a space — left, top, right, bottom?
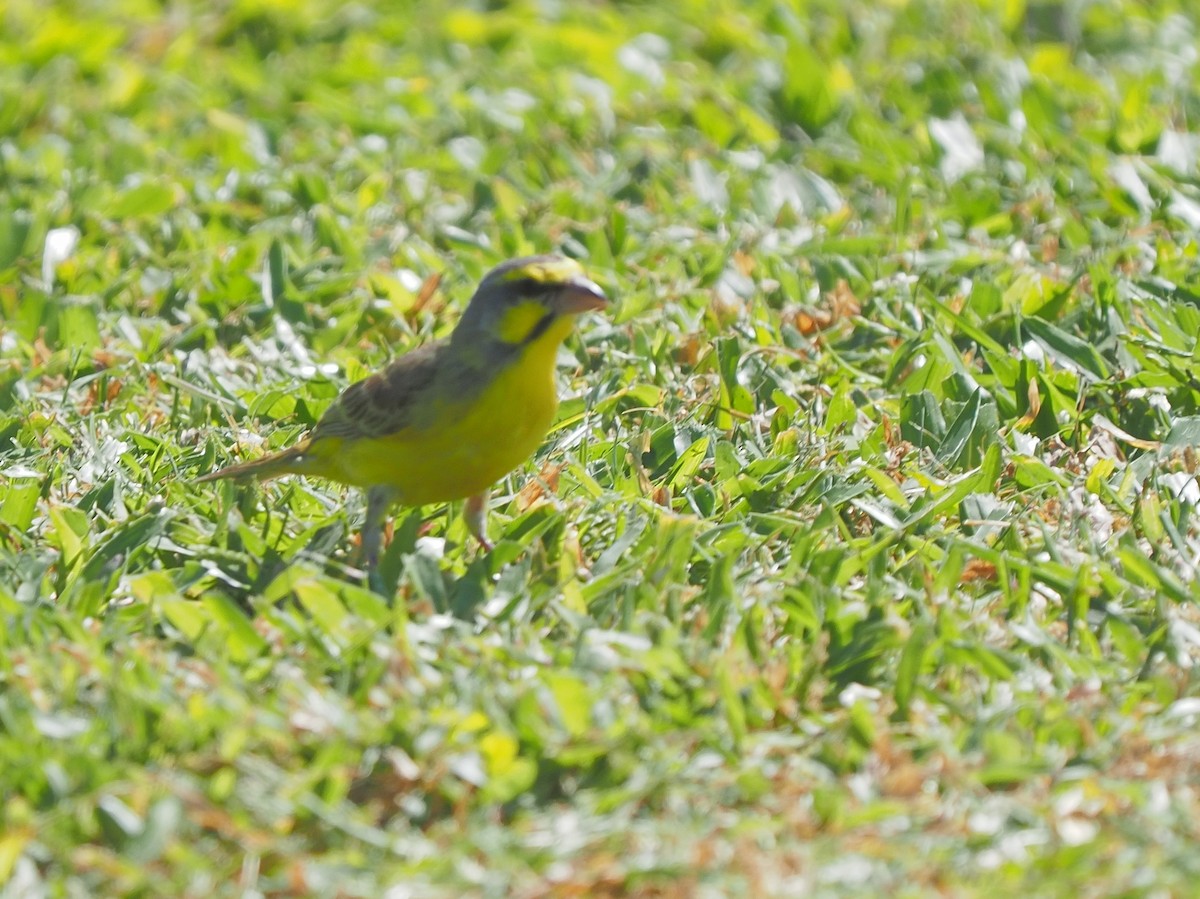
452, 255, 608, 353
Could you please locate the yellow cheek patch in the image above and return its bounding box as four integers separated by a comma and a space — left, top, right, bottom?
497, 300, 553, 345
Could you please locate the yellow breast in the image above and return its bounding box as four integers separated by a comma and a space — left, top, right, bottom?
308, 317, 572, 505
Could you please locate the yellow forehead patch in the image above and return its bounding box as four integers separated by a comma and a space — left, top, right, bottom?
498, 257, 584, 285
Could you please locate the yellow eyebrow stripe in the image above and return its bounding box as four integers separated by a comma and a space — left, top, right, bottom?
498, 258, 584, 284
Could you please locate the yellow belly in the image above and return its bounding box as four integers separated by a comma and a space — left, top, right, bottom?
307, 346, 561, 504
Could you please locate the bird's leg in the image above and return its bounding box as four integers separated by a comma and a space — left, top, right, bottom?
362, 485, 399, 573
464, 490, 494, 552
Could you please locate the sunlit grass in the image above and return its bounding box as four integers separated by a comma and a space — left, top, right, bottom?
3, 0, 1200, 894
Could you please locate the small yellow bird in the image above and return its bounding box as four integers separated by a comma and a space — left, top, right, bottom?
199, 254, 608, 570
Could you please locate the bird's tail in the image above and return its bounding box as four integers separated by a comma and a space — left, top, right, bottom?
195, 442, 311, 484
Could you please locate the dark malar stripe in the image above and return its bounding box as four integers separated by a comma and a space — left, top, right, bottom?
521, 311, 557, 347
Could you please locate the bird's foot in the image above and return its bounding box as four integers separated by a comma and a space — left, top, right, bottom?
464, 491, 492, 552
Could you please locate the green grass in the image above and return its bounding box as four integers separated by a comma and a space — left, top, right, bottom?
4, 0, 1200, 894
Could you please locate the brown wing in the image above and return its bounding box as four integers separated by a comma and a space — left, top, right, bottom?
310, 340, 447, 440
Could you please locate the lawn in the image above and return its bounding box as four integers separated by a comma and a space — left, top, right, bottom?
3, 0, 1200, 895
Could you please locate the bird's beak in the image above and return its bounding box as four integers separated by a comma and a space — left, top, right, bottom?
554, 274, 608, 314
